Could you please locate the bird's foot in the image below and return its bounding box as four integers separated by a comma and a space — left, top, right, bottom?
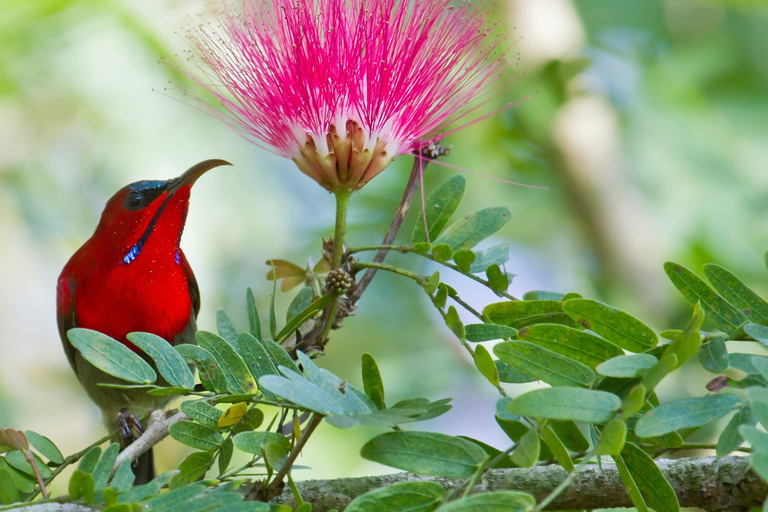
116, 409, 145, 450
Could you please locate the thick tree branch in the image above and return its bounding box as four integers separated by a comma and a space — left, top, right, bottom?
111, 410, 188, 477
273, 456, 766, 512
8, 456, 765, 512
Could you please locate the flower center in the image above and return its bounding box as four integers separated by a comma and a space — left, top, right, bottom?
292, 119, 395, 191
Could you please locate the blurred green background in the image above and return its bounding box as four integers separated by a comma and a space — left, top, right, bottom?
1, 0, 767, 496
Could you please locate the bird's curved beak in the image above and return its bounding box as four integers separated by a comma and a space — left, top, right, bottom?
168, 159, 232, 192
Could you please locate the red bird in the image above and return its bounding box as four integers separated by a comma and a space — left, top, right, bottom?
56, 159, 229, 483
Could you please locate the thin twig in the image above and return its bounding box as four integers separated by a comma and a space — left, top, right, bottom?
348, 157, 425, 302
255, 413, 324, 501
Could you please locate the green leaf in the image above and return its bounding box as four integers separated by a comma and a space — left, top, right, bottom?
540, 425, 573, 472
423, 271, 440, 295
0, 468, 19, 505
753, 356, 768, 383
69, 469, 95, 504
431, 244, 454, 262
517, 324, 624, 369
621, 385, 647, 420
180, 400, 222, 428
699, 337, 730, 373
469, 245, 510, 274
596, 354, 658, 378
175, 344, 228, 393
126, 332, 195, 389
640, 354, 678, 392
486, 264, 510, 294
453, 250, 476, 273
169, 452, 212, 490
215, 308, 239, 349
663, 303, 704, 369
24, 430, 63, 464
142, 483, 206, 511
465, 323, 518, 342
413, 174, 466, 244
445, 306, 465, 341
92, 443, 119, 490
0, 459, 34, 494
510, 428, 539, 468
433, 207, 512, 251
362, 353, 386, 410
196, 331, 257, 395
346, 481, 446, 512
562, 299, 657, 353
613, 452, 649, 512
494, 341, 595, 387
168, 421, 224, 452
750, 452, 768, 483
110, 461, 135, 492
485, 300, 574, 329
550, 421, 589, 452
246, 287, 262, 340
287, 286, 313, 322
435, 492, 536, 512
4, 450, 50, 479
276, 293, 333, 342
433, 283, 449, 309
740, 425, 768, 453
474, 344, 499, 387
360, 431, 487, 478
232, 431, 291, 455
507, 387, 620, 423
237, 332, 278, 400
635, 395, 744, 437
664, 262, 747, 332
746, 323, 768, 349
263, 339, 301, 374
77, 446, 101, 474
717, 407, 755, 457
522, 291, 565, 301
596, 419, 627, 455
703, 264, 768, 324
67, 328, 156, 384
218, 437, 234, 475
495, 360, 536, 383
619, 443, 680, 512
259, 374, 344, 415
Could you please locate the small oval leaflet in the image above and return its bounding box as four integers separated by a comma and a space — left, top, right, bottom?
562, 299, 657, 353
435, 491, 536, 512
126, 332, 195, 389
346, 481, 446, 512
596, 354, 658, 378
635, 394, 744, 438
360, 431, 487, 478
507, 387, 621, 424
67, 328, 156, 384
494, 341, 596, 387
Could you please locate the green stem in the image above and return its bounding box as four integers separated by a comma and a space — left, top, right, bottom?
349, 244, 518, 301
352, 261, 428, 285
316, 188, 352, 344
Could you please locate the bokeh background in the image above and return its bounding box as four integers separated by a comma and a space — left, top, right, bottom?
2, 0, 768, 497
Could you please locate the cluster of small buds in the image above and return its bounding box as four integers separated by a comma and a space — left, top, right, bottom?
326, 268, 353, 293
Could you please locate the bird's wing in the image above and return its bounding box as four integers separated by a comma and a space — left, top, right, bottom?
180, 251, 200, 319
56, 273, 79, 373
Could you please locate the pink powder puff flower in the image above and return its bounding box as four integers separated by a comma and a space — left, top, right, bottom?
185, 0, 508, 192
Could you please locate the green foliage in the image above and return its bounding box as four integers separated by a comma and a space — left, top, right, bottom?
346, 481, 446, 512
360, 431, 487, 478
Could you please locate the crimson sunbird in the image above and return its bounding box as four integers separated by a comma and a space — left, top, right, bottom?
56, 159, 230, 483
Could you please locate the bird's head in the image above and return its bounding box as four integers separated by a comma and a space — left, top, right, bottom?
92, 159, 230, 265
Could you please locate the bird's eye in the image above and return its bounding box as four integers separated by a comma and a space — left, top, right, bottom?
126, 192, 143, 210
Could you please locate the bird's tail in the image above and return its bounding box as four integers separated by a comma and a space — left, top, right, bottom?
133, 448, 155, 485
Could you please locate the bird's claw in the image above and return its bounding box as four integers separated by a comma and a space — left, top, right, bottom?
116, 409, 145, 450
